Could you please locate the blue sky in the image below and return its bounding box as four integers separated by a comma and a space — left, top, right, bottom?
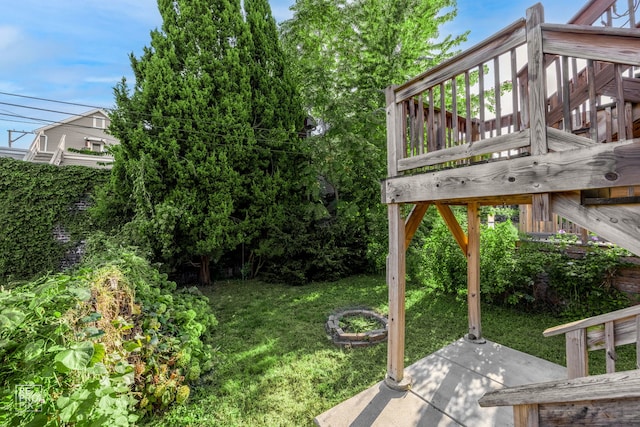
0, 0, 580, 148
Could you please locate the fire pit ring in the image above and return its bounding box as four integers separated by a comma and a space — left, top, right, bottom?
326, 309, 388, 347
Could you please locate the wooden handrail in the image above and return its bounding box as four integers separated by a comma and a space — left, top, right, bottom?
544, 304, 640, 379
543, 304, 640, 337
479, 369, 640, 407
479, 369, 640, 426
394, 18, 526, 102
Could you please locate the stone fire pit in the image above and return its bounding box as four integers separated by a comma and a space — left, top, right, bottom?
326, 309, 388, 347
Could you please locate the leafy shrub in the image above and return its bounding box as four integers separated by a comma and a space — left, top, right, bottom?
413, 212, 631, 317
415, 211, 467, 295
0, 244, 216, 426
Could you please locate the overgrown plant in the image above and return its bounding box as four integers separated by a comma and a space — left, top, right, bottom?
0, 243, 216, 426
0, 158, 109, 284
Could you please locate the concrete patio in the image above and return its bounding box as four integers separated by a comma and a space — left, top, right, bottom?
315, 338, 566, 426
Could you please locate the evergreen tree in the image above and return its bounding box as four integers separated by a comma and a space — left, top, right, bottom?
106, 0, 254, 284
240, 0, 317, 278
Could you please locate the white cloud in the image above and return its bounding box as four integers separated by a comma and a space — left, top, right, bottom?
0, 26, 21, 51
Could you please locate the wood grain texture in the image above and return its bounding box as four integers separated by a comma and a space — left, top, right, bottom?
538, 398, 640, 426
541, 24, 640, 66
404, 202, 429, 250
479, 370, 640, 407
549, 191, 640, 257
394, 20, 526, 102
527, 4, 548, 156
397, 129, 530, 172
383, 138, 640, 204
467, 202, 482, 339
386, 204, 406, 382
546, 304, 640, 335
385, 86, 401, 176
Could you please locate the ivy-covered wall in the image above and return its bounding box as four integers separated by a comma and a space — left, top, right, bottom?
0, 158, 109, 283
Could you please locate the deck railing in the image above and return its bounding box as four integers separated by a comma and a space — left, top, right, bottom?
543, 304, 640, 379
385, 0, 640, 179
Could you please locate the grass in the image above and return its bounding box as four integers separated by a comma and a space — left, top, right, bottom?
146, 275, 636, 427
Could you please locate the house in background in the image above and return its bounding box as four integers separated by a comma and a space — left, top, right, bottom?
1, 109, 119, 168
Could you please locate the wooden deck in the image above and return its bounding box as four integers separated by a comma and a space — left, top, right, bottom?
315, 338, 566, 427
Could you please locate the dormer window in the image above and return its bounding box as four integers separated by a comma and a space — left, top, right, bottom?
85, 136, 105, 152
92, 116, 106, 129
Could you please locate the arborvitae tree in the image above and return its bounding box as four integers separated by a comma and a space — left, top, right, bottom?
99, 0, 320, 284
239, 0, 318, 278
105, 0, 254, 284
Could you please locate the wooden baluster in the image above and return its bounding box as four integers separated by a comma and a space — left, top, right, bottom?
494, 56, 502, 136
465, 71, 472, 144
615, 64, 627, 141
452, 78, 458, 146
510, 48, 519, 132
561, 56, 571, 132
408, 97, 416, 156
572, 58, 581, 129
478, 64, 486, 139
605, 321, 616, 373
440, 83, 446, 150
417, 94, 425, 155
566, 329, 588, 379
587, 60, 598, 143
428, 88, 435, 152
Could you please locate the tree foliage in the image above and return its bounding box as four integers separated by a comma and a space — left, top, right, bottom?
280, 0, 467, 271
102, 0, 313, 284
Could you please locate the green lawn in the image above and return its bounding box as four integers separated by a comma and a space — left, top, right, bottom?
146, 275, 635, 426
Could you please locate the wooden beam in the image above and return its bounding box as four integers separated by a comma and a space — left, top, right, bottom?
397, 129, 530, 172
385, 86, 401, 177
404, 203, 429, 250
550, 191, 640, 257
382, 138, 640, 205
435, 203, 468, 254
541, 24, 640, 66
527, 4, 548, 155
513, 404, 539, 427
386, 203, 410, 389
479, 369, 640, 407
467, 202, 482, 340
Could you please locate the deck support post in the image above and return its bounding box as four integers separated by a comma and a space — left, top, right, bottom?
526, 4, 552, 230
384, 85, 412, 390
466, 202, 483, 341
385, 203, 412, 390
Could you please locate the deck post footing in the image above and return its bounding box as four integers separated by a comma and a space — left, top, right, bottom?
464, 333, 487, 344
384, 374, 412, 391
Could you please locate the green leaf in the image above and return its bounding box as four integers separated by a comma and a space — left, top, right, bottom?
54, 341, 94, 371
58, 400, 80, 422
80, 312, 102, 323
24, 339, 44, 361
89, 343, 106, 365
0, 308, 25, 330
67, 287, 91, 301
84, 326, 105, 339
122, 340, 141, 352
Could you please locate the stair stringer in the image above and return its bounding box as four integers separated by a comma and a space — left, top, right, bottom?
550, 191, 640, 256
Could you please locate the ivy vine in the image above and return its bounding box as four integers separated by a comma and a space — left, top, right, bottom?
0, 158, 109, 283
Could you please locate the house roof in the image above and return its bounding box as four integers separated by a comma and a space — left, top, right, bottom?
33, 108, 110, 133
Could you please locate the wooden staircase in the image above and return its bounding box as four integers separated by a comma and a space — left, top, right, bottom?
380, 2, 640, 418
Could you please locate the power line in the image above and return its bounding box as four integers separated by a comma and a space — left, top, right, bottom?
0, 91, 108, 110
